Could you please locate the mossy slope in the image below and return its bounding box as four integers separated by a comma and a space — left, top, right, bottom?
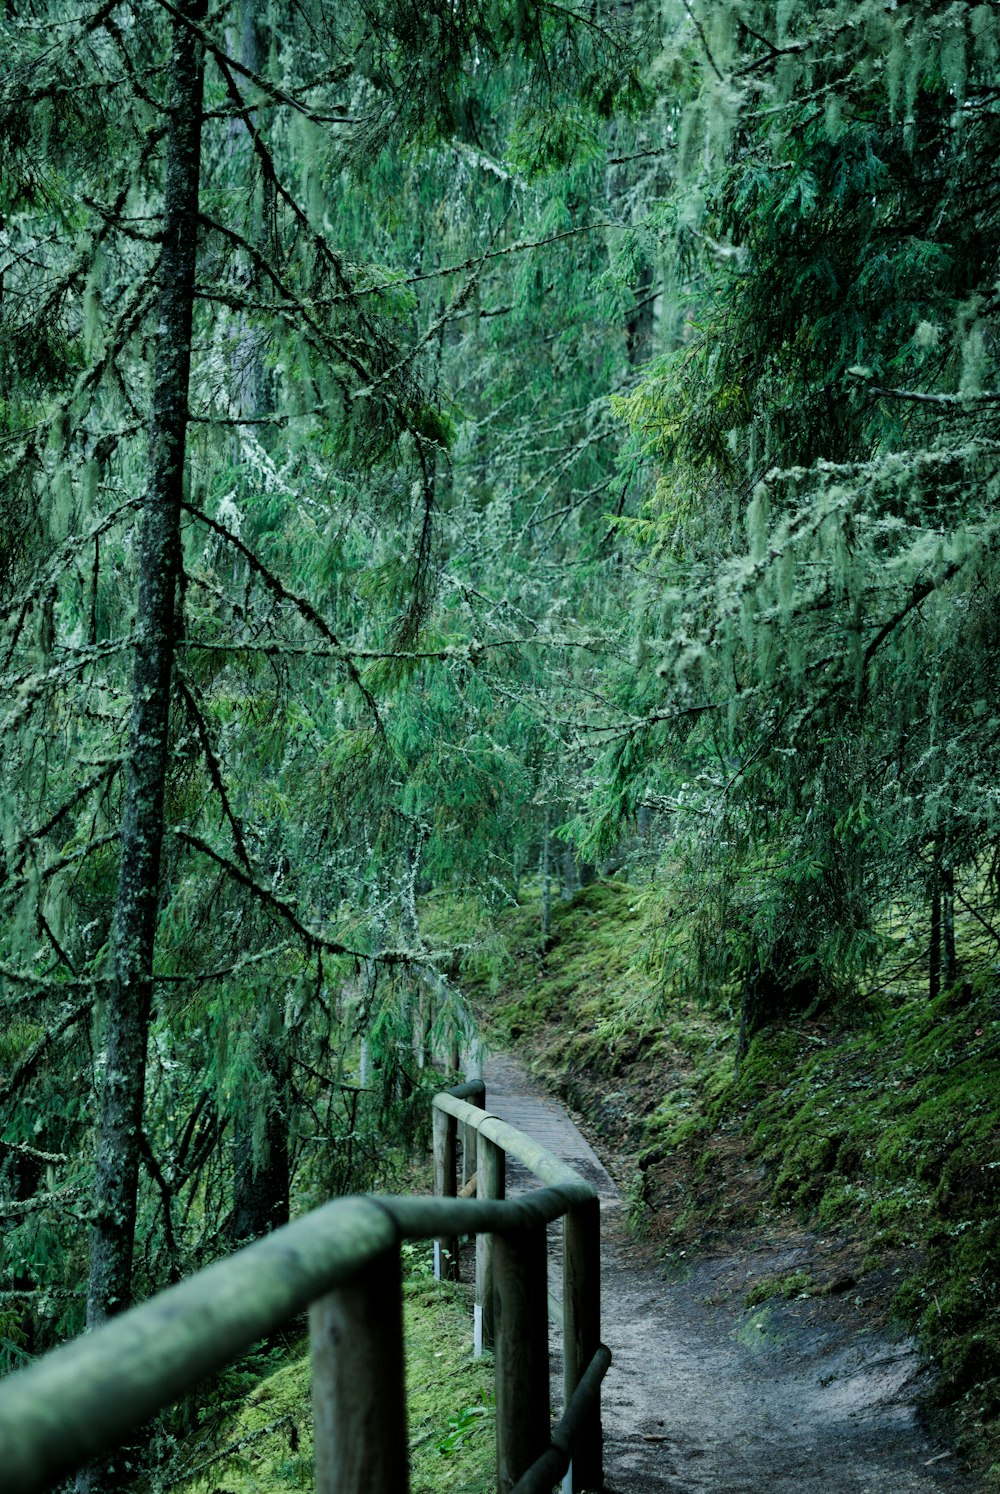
734, 982, 1000, 1426
172, 1269, 495, 1494
471, 878, 1000, 1476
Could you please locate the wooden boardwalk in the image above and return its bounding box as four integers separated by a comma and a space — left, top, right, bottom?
484, 1051, 618, 1440
484, 1052, 618, 1204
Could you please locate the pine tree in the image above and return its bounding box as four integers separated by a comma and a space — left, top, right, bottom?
603, 0, 1000, 1024
86, 0, 207, 1339
0, 0, 645, 1412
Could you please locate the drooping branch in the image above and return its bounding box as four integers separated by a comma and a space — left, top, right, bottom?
175, 673, 251, 870
0, 1002, 93, 1110
150, 0, 354, 124
0, 831, 122, 906
180, 500, 385, 732
172, 828, 440, 967
11, 762, 120, 876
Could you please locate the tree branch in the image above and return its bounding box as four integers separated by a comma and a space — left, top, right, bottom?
180, 500, 386, 733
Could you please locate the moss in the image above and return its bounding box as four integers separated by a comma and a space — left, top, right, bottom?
817, 1180, 867, 1225
0, 1021, 45, 1067
733, 1302, 788, 1349
462, 881, 672, 1099
175, 1262, 495, 1494
712, 981, 1000, 1462
743, 1269, 815, 1308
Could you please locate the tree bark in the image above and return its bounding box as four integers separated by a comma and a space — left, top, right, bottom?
942, 862, 957, 989
230, 1049, 291, 1247
540, 811, 552, 947
86, 0, 205, 1334
929, 852, 942, 1002
223, 2, 290, 1248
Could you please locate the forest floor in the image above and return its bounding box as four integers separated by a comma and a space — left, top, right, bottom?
485, 1050, 974, 1493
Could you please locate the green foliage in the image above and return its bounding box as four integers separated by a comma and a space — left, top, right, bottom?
587, 0, 1000, 1043
169, 1270, 495, 1494
0, 0, 647, 1388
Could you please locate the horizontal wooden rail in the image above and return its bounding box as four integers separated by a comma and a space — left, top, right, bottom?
0, 1196, 399, 1494
433, 1091, 590, 1191
0, 1079, 607, 1494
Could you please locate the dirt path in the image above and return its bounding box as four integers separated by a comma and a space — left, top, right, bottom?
484, 1053, 973, 1494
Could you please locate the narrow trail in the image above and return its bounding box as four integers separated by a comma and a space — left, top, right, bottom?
484, 1053, 973, 1494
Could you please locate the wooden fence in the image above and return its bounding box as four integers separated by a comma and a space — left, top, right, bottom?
0, 1079, 608, 1494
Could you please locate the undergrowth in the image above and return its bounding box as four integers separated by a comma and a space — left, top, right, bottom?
164, 1252, 495, 1494
732, 982, 1000, 1473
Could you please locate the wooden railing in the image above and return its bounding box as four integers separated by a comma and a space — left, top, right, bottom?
0, 1079, 608, 1494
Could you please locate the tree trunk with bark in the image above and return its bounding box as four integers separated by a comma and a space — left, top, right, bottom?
86, 0, 205, 1335
230, 1062, 291, 1247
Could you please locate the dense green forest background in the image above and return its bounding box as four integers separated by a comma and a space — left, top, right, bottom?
4, 0, 1000, 1480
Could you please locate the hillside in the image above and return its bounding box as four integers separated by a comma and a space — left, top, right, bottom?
466, 879, 1000, 1485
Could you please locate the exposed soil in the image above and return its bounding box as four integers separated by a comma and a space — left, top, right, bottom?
484, 1052, 975, 1493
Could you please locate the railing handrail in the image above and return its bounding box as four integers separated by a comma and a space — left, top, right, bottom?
0, 1079, 608, 1494
429, 1084, 606, 1493
432, 1090, 595, 1195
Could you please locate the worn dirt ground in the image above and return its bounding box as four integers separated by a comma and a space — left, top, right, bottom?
484, 1052, 975, 1494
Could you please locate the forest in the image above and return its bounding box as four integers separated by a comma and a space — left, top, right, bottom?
3, 0, 1000, 1487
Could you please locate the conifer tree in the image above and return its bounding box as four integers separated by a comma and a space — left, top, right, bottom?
603, 0, 1000, 1026
87, 0, 206, 1336
0, 0, 643, 1402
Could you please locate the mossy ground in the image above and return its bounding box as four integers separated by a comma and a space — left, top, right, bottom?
457, 880, 731, 1164
167, 1255, 495, 1494
732, 982, 1000, 1468
467, 877, 1000, 1479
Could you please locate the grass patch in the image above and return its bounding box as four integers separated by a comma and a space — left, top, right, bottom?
172, 1255, 496, 1494
743, 1270, 815, 1308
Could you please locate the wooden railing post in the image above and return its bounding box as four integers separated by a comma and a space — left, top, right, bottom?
432, 1104, 459, 1281
493, 1223, 549, 1493
310, 1242, 408, 1494
460, 1081, 484, 1190
475, 1132, 504, 1356
461, 1118, 475, 1189
563, 1196, 602, 1492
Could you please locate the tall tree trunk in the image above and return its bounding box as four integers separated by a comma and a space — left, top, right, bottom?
86, 0, 205, 1333
230, 1046, 291, 1247
540, 811, 552, 947
929, 876, 942, 1002
561, 841, 578, 902
942, 861, 957, 990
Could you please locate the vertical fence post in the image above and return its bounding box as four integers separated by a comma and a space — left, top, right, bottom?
475, 1131, 504, 1356
310, 1242, 409, 1494
563, 1196, 602, 1492
493, 1223, 549, 1493
432, 1103, 459, 1281
461, 1119, 473, 1190
460, 1080, 485, 1191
